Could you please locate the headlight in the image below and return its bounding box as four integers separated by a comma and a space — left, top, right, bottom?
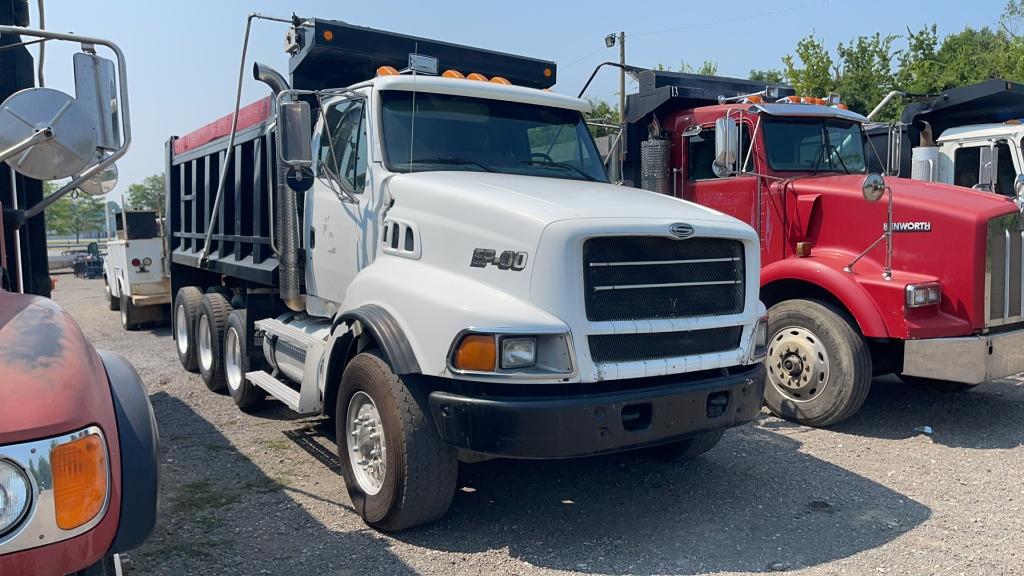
906, 282, 941, 308
500, 337, 537, 369
0, 459, 32, 536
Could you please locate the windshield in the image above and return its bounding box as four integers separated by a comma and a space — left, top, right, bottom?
763, 118, 867, 173
380, 91, 608, 182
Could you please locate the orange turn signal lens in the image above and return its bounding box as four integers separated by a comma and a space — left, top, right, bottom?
543, 67, 552, 78
442, 69, 465, 79
489, 76, 511, 85
453, 335, 496, 371
323, 30, 334, 42
52, 434, 108, 530
376, 65, 399, 77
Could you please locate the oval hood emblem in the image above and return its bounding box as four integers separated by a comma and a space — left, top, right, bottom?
669, 223, 695, 239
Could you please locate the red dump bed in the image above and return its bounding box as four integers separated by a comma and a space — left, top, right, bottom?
172, 96, 272, 156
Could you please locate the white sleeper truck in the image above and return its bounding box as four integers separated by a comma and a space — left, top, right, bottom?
166, 17, 767, 531
104, 209, 171, 329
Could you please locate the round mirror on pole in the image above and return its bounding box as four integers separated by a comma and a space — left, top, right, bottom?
862, 173, 886, 203
0, 87, 98, 181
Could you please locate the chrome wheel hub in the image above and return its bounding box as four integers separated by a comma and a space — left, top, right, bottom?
198, 314, 213, 372
225, 326, 243, 391
175, 304, 189, 355
768, 326, 830, 402
345, 391, 386, 495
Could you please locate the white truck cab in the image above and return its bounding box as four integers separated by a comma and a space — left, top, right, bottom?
103, 209, 171, 329
165, 17, 767, 532
925, 123, 1024, 199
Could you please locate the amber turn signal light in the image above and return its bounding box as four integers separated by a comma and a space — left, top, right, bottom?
466, 73, 488, 82
52, 434, 108, 530
453, 334, 496, 371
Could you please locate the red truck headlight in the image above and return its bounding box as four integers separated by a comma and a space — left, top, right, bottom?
905, 282, 942, 308
0, 459, 32, 536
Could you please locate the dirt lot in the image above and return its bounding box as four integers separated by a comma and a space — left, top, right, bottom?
52, 273, 1024, 576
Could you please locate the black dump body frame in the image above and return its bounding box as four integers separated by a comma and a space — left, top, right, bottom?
621, 70, 793, 187
867, 79, 1024, 175
116, 210, 160, 240
166, 17, 557, 296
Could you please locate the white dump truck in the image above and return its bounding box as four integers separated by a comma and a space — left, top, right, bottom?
165, 17, 767, 531
104, 209, 171, 329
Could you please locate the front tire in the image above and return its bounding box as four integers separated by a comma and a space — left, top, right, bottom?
197, 293, 232, 392
225, 309, 265, 410
174, 287, 203, 371
120, 293, 138, 331
337, 351, 458, 532
897, 374, 979, 393
764, 299, 872, 427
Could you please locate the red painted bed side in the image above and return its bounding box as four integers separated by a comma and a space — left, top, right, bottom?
172, 96, 272, 156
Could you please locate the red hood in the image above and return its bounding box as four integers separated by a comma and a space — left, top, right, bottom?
784, 174, 1017, 218
0, 292, 114, 444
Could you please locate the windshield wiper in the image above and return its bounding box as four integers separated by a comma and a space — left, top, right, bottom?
821, 127, 851, 174
521, 159, 597, 181
407, 157, 495, 172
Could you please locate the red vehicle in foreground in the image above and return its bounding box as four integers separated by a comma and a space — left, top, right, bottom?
618, 70, 1024, 426
0, 10, 158, 575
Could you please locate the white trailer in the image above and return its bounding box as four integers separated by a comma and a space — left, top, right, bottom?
104, 210, 170, 329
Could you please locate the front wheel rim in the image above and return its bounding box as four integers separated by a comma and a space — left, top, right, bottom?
175, 304, 189, 355
767, 325, 830, 403
198, 314, 213, 372
225, 327, 243, 391
345, 391, 387, 495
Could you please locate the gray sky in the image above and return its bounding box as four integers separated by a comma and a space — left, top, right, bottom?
24, 0, 1007, 198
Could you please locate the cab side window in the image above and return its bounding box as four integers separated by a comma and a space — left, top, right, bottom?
318, 99, 368, 192
953, 147, 981, 188
687, 126, 751, 181
995, 143, 1016, 198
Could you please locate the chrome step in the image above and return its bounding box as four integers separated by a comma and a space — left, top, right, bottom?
255, 318, 323, 349
246, 370, 316, 414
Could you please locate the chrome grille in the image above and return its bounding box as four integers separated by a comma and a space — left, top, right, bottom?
583, 236, 745, 322
986, 214, 1024, 326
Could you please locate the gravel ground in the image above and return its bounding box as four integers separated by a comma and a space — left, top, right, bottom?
52, 274, 1024, 576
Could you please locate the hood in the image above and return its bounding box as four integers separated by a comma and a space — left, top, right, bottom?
0, 293, 115, 444
390, 171, 730, 226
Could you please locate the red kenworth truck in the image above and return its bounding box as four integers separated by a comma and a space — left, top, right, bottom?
0, 7, 158, 574
617, 70, 1024, 426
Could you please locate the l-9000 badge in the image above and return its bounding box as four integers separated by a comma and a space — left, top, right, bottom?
470, 248, 528, 271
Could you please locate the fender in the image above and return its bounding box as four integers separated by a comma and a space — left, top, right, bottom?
98, 350, 160, 554
332, 304, 421, 375
761, 255, 889, 338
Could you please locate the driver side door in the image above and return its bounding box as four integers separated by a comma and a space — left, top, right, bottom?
305, 97, 372, 308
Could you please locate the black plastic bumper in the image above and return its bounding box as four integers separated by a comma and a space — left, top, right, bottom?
428, 364, 765, 458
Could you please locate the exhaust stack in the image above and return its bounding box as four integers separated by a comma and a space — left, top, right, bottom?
253, 62, 304, 312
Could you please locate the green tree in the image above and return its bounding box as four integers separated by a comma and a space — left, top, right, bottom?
46, 191, 107, 242
783, 34, 835, 97
655, 60, 719, 75
834, 33, 899, 118
585, 99, 620, 138
749, 69, 785, 84
126, 173, 165, 213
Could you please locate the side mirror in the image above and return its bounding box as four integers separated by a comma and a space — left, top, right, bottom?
74, 52, 121, 150
978, 144, 996, 192
713, 117, 739, 176
278, 100, 312, 168
78, 153, 118, 196
1014, 174, 1024, 199
862, 173, 886, 202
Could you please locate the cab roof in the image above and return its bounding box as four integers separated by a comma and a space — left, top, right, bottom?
367, 75, 591, 113
937, 122, 1024, 143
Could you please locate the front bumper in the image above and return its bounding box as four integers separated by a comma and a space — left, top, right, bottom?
428, 364, 765, 458
903, 327, 1024, 383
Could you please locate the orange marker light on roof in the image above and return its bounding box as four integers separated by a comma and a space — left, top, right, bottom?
376, 66, 399, 77
443, 69, 465, 79
490, 76, 511, 85
323, 30, 334, 42
543, 68, 552, 78
746, 95, 763, 103
466, 72, 488, 82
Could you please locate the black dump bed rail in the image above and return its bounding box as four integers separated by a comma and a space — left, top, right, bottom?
290, 18, 557, 91
166, 18, 558, 291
